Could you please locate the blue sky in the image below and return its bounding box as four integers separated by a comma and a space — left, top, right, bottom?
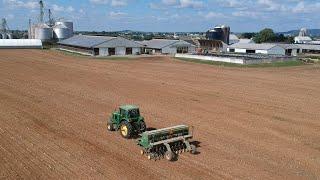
1, 0, 320, 32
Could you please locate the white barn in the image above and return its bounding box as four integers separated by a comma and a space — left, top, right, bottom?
58, 35, 144, 56
0, 39, 42, 49
141, 39, 196, 54
227, 43, 286, 55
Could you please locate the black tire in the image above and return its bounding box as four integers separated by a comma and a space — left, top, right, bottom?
119, 121, 133, 139
165, 151, 175, 161
190, 144, 196, 154
139, 121, 147, 132
107, 119, 114, 131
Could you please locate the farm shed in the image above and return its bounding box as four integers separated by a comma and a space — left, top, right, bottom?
227, 43, 286, 56
141, 39, 196, 54
58, 35, 144, 56
0, 39, 42, 49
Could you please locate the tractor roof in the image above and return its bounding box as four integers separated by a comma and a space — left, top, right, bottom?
120, 105, 139, 111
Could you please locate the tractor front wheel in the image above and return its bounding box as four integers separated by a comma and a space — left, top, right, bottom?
107, 120, 114, 131
119, 121, 133, 139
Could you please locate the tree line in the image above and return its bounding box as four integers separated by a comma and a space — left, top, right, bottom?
240, 28, 294, 44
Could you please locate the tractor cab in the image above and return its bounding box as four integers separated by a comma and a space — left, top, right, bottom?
108, 105, 146, 138
119, 105, 140, 119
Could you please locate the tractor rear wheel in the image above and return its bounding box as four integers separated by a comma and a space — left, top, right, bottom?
165, 151, 175, 161
140, 121, 146, 132
119, 121, 133, 139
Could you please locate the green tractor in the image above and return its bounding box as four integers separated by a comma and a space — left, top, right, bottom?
107, 105, 146, 138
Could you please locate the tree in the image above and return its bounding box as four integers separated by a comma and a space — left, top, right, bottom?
240, 32, 256, 39
253, 28, 276, 43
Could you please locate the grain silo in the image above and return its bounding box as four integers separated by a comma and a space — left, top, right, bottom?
55, 21, 73, 34
53, 24, 70, 40
206, 25, 230, 44
35, 24, 53, 41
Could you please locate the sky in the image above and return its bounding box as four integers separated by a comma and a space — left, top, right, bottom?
1, 0, 320, 32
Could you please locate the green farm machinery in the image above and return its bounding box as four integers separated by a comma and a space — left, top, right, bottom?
107, 105, 197, 161
107, 105, 146, 138
137, 125, 196, 161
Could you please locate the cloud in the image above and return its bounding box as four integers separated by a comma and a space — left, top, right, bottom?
199, 11, 225, 19
109, 11, 128, 18
150, 0, 204, 9
162, 0, 177, 5
51, 4, 75, 13
89, 0, 128, 7
89, 0, 108, 4
292, 1, 320, 13
3, 0, 38, 9
179, 0, 203, 8
111, 0, 127, 7
232, 11, 261, 19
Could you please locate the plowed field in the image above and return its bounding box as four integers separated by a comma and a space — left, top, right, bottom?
0, 50, 320, 179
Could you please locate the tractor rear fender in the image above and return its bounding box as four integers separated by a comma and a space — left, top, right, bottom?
116, 119, 127, 130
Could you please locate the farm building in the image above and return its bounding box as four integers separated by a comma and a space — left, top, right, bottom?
296, 44, 320, 54
227, 43, 291, 56
294, 36, 312, 44
141, 39, 196, 54
0, 39, 42, 49
229, 34, 239, 44
58, 35, 144, 56
197, 39, 227, 53
237, 39, 254, 44
275, 44, 299, 56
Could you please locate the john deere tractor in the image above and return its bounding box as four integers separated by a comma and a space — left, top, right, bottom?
107, 105, 146, 138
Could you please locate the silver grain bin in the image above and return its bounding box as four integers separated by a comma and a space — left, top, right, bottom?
53, 24, 70, 40
35, 24, 53, 41
55, 21, 73, 35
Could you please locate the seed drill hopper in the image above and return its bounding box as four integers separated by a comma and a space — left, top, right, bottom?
137, 125, 196, 161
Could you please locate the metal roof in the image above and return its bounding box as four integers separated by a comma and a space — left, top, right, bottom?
296, 44, 320, 50
142, 39, 195, 49
0, 39, 42, 48
238, 39, 253, 44
309, 41, 320, 45
229, 34, 239, 40
58, 35, 116, 48
228, 43, 281, 50
272, 43, 299, 49
294, 36, 312, 41
95, 36, 144, 48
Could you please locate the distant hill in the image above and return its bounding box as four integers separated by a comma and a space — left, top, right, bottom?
279, 29, 320, 37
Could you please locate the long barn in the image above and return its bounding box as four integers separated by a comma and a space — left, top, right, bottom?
0, 39, 42, 49
58, 35, 144, 56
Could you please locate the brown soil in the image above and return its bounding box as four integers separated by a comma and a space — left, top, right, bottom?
0, 49, 320, 179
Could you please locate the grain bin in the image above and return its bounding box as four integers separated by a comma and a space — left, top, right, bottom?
53, 24, 70, 40
55, 21, 73, 35
35, 24, 53, 42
